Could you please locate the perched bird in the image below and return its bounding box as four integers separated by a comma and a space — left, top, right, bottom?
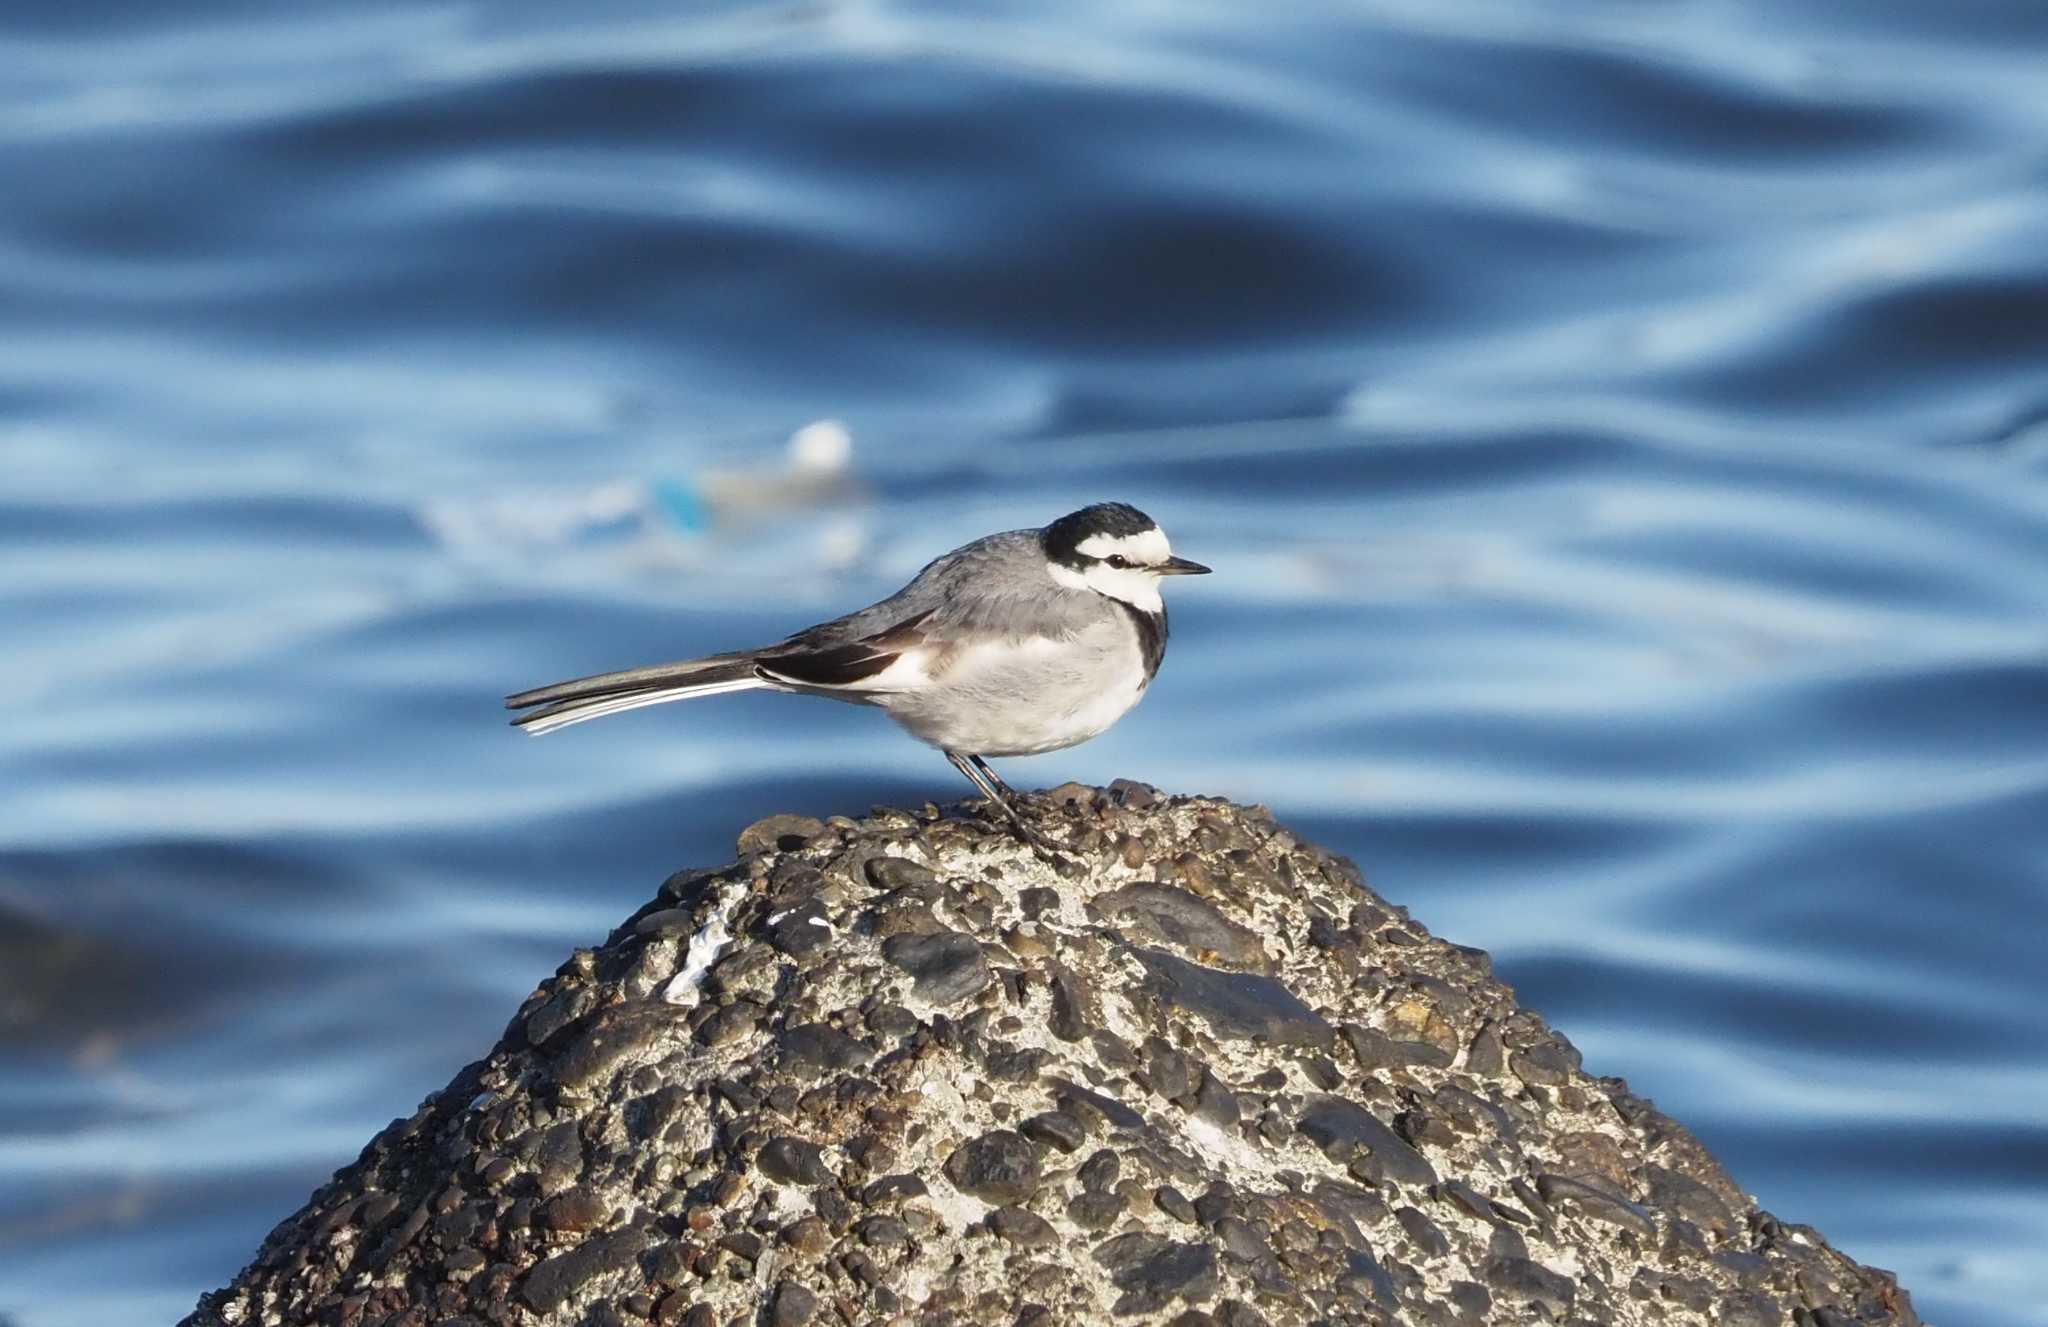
506, 502, 1210, 849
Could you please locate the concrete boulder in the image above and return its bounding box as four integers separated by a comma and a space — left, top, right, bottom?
184, 789, 1917, 1326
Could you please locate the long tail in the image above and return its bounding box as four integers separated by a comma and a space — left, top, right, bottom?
506, 654, 769, 736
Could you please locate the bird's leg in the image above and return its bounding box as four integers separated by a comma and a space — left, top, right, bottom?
968, 754, 1018, 799
945, 751, 1061, 856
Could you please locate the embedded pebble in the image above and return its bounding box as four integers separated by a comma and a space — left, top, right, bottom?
1094, 1233, 1221, 1316
882, 930, 992, 1005
1396, 1205, 1451, 1258
1296, 1096, 1438, 1187
519, 1226, 651, 1314
864, 1008, 919, 1044
943, 1130, 1041, 1204
1509, 1040, 1576, 1087
777, 1023, 872, 1076
766, 900, 833, 957
1133, 949, 1333, 1048
756, 1137, 833, 1187
1488, 1255, 1576, 1318
1097, 883, 1266, 968
1538, 1172, 1656, 1237
1068, 1189, 1126, 1230
768, 1279, 817, 1327
988, 1205, 1056, 1246
860, 1173, 928, 1205
1019, 1110, 1088, 1154
1077, 1148, 1122, 1192
1155, 1186, 1197, 1225
738, 814, 824, 856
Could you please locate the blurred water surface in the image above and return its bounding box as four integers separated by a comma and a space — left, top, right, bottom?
4, 1, 2048, 1323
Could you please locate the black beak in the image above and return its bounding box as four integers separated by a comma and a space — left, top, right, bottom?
1158, 556, 1211, 576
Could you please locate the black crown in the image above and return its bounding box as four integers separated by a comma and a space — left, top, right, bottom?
1042, 502, 1157, 566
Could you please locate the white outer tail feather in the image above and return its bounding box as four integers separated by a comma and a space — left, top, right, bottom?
516, 676, 771, 736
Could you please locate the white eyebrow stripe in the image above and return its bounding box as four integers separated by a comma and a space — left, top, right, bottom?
1074, 528, 1170, 562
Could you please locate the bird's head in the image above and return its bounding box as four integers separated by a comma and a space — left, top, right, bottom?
1041, 502, 1211, 611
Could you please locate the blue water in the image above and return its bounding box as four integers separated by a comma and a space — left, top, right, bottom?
4, 2, 2047, 1323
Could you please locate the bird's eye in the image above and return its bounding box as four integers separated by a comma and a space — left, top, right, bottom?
1104, 554, 1130, 569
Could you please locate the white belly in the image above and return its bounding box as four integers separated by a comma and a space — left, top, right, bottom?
877, 626, 1151, 757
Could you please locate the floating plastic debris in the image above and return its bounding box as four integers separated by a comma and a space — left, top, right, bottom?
418, 420, 868, 575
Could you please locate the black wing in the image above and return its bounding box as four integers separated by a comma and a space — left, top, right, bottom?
754, 608, 936, 689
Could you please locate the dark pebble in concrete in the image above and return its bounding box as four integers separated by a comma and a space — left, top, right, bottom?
1439, 1179, 1497, 1224
537, 1186, 607, 1232
780, 1217, 830, 1255
519, 1226, 651, 1314
865, 855, 940, 891
1296, 1096, 1437, 1187
1645, 1164, 1738, 1238
778, 1023, 873, 1076
1396, 1205, 1451, 1258
554, 1004, 685, 1093
1048, 965, 1091, 1042
985, 1044, 1049, 1080
1054, 1077, 1146, 1131
1146, 1038, 1195, 1101
1488, 1255, 1576, 1318
1449, 1280, 1491, 1318
1465, 1022, 1506, 1076
1019, 886, 1060, 921
1108, 778, 1158, 808
1214, 1216, 1267, 1264
1155, 1186, 1197, 1224
1507, 1177, 1552, 1229
943, 1130, 1042, 1204
1078, 1148, 1122, 1192
1093, 1233, 1222, 1316
1342, 1023, 1452, 1071
719, 1231, 763, 1262
1193, 1187, 1235, 1229
738, 815, 823, 856
856, 1215, 910, 1247
1098, 883, 1265, 968
811, 1179, 851, 1236
695, 1002, 757, 1048
859, 1173, 928, 1205
882, 930, 992, 1005
864, 1003, 920, 1039
1345, 1247, 1399, 1311
1194, 1074, 1241, 1130
1068, 1189, 1127, 1231
1509, 1040, 1576, 1087
768, 1278, 818, 1327
1538, 1172, 1655, 1237
767, 900, 833, 958
1133, 949, 1333, 1049
757, 1137, 833, 1187
632, 908, 700, 939
987, 1205, 1057, 1246
1019, 1110, 1088, 1154
1723, 1292, 1790, 1327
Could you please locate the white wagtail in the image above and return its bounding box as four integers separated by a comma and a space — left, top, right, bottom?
506, 503, 1210, 849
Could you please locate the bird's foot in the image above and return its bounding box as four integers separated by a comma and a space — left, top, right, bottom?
970, 797, 1077, 872
1008, 816, 1064, 858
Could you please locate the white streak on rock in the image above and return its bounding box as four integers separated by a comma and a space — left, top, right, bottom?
662, 883, 744, 1007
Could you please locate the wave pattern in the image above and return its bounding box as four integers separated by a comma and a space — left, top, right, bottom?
3, 2, 2047, 1324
